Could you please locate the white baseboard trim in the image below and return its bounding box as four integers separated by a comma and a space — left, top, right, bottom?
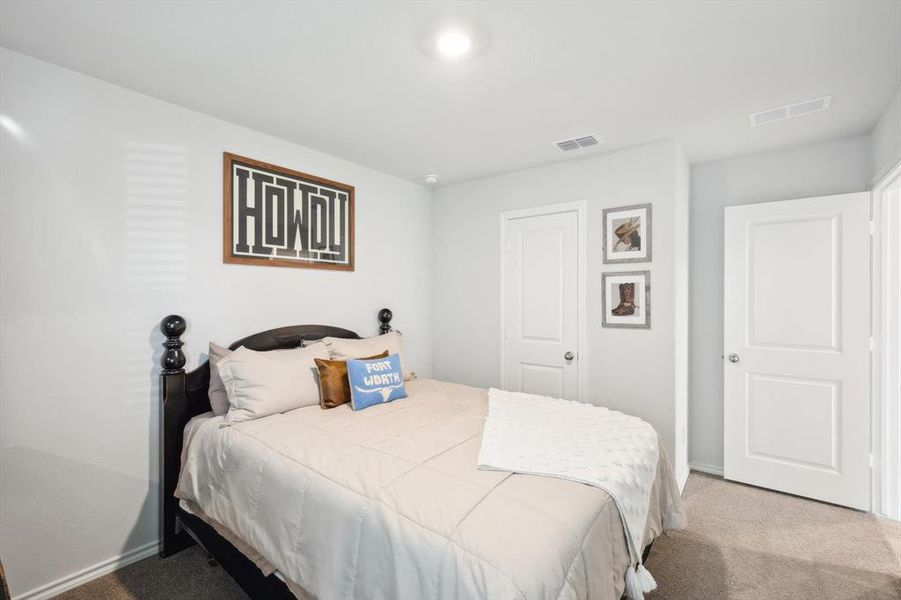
875, 510, 901, 523
689, 461, 724, 477
13, 540, 159, 600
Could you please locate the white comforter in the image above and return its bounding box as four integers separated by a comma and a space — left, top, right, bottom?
176, 379, 684, 599
478, 389, 663, 599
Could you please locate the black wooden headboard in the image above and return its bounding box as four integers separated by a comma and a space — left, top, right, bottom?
158, 309, 393, 557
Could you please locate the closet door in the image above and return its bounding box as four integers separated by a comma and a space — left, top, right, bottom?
723, 193, 871, 510
501, 206, 581, 400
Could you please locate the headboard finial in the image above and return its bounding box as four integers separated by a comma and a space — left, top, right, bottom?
160, 314, 187, 375
378, 308, 393, 334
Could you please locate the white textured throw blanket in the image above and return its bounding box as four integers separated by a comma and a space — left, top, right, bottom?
478, 388, 661, 600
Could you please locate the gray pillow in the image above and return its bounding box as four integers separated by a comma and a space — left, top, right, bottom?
208, 342, 232, 416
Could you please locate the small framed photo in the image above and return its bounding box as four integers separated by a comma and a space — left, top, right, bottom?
602, 271, 650, 328
602, 203, 651, 263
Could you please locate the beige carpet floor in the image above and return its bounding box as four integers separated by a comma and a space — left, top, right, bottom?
645, 473, 901, 599
58, 473, 900, 599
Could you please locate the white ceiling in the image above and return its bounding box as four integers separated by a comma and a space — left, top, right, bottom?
1, 1, 899, 186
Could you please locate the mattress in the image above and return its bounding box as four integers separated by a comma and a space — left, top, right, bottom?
175, 379, 684, 599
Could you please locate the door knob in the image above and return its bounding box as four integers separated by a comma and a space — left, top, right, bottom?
728, 353, 740, 363
564, 351, 575, 361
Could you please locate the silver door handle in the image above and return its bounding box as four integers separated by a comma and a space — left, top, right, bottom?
564, 351, 575, 361
728, 353, 740, 363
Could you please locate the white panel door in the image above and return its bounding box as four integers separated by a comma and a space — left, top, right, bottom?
724, 192, 871, 510
503, 209, 579, 400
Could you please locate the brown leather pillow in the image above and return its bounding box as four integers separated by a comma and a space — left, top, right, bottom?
315, 351, 389, 409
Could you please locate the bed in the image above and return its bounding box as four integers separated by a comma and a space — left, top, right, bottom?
158, 312, 683, 599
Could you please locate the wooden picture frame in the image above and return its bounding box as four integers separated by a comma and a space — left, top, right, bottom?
602, 203, 651, 264
223, 152, 355, 271
601, 270, 651, 328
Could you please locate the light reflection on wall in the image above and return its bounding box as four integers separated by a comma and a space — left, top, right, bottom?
0, 113, 29, 143
123, 142, 188, 495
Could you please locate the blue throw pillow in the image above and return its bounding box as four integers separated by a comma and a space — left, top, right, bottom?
347, 353, 408, 411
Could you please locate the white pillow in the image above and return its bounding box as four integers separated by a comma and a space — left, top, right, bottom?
207, 342, 233, 416
322, 331, 412, 380
217, 344, 329, 425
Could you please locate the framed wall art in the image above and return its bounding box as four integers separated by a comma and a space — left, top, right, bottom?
223, 152, 355, 271
601, 270, 650, 328
602, 203, 651, 263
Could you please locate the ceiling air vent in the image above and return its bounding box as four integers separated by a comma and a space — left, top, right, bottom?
554, 133, 601, 152
555, 139, 580, 152
748, 95, 832, 127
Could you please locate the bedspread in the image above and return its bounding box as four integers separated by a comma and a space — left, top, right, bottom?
176, 379, 684, 599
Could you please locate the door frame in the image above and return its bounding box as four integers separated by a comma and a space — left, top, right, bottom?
498, 200, 588, 400
872, 161, 901, 521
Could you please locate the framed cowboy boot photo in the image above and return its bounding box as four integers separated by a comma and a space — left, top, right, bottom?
611, 282, 637, 316
602, 271, 650, 328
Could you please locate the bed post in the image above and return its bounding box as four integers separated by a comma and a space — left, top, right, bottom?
159, 314, 194, 557
378, 307, 393, 334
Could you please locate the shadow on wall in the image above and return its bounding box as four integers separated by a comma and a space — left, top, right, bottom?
83, 140, 194, 598
49, 323, 246, 600
0, 319, 169, 599
0, 446, 156, 594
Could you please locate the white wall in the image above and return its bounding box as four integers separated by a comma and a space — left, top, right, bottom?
431, 140, 689, 477
673, 145, 690, 488
688, 135, 872, 472
0, 48, 433, 598
872, 92, 901, 184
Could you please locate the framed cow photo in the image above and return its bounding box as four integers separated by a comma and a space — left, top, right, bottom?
602, 203, 651, 264
223, 152, 354, 271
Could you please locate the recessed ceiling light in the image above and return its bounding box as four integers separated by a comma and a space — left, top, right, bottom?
436, 29, 472, 59
423, 174, 440, 185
